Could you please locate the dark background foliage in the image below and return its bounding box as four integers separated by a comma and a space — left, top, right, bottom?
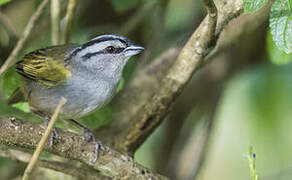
0, 0, 292, 179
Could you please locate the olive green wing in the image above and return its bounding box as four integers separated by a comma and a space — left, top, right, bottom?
16, 45, 72, 86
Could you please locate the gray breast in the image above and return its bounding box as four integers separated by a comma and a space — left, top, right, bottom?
26, 75, 118, 119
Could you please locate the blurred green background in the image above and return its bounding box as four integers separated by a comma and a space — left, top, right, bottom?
0, 0, 292, 180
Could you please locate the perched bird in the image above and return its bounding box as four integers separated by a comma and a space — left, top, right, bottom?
8, 34, 144, 161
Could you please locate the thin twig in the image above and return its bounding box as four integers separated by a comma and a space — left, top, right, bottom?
22, 97, 67, 180
51, 0, 60, 45
0, 11, 18, 38
64, 0, 76, 44
0, 0, 49, 77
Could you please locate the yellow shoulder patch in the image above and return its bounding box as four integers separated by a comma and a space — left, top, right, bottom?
16, 49, 71, 86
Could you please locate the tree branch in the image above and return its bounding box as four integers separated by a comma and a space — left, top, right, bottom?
96, 1, 245, 146
203, 0, 217, 15
97, 0, 243, 154
0, 0, 254, 178
97, 48, 180, 146
109, 0, 227, 153
160, 4, 271, 177
0, 117, 168, 180
0, 149, 108, 180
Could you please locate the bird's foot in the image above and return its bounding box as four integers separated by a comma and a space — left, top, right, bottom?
83, 129, 105, 162
44, 116, 59, 148
49, 128, 59, 148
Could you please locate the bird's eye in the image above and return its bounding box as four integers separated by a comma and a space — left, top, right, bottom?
105, 46, 115, 54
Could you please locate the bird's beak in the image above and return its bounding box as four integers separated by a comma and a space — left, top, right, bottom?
124, 44, 144, 57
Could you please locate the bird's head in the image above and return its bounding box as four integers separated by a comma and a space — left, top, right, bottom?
68, 34, 144, 78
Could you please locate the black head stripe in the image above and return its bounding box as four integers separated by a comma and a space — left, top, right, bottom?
67, 34, 129, 60
81, 47, 125, 60
82, 37, 128, 50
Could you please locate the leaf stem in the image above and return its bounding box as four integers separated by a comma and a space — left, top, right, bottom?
248, 146, 259, 180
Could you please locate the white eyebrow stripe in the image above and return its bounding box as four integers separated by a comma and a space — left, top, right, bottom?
76, 40, 126, 58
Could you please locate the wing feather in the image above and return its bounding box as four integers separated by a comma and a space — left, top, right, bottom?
16, 46, 72, 86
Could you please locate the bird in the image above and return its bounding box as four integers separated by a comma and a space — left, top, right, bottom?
8, 34, 144, 161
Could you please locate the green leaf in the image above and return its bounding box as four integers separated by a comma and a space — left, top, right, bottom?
110, 0, 140, 13
117, 76, 125, 92
0, 0, 11, 6
3, 67, 20, 98
0, 99, 42, 123
267, 31, 292, 65
79, 106, 112, 130
269, 0, 292, 54
243, 0, 268, 13
12, 102, 31, 113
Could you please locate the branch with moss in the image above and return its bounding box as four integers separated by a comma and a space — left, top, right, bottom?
0, 149, 108, 180
0, 117, 167, 180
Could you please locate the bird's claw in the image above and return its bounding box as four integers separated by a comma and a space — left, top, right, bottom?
83, 129, 105, 162
49, 128, 59, 148
44, 116, 58, 148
